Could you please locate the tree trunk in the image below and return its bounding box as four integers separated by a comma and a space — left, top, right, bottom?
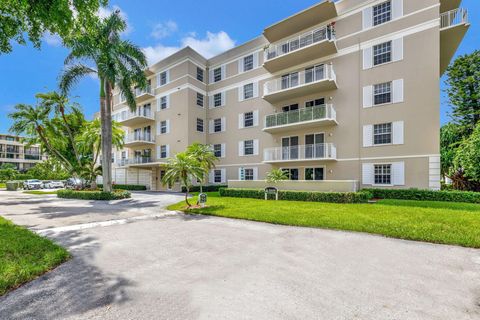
185, 186, 191, 207
101, 80, 114, 192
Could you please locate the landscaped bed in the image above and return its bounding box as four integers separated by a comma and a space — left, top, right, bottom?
57, 189, 131, 200
23, 190, 58, 195
169, 192, 480, 248
0, 216, 70, 296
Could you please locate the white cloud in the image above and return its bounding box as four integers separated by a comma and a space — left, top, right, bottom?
151, 20, 178, 40
97, 5, 132, 34
143, 31, 236, 66
43, 32, 62, 46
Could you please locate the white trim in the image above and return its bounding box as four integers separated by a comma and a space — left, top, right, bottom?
208, 74, 270, 95
337, 154, 440, 162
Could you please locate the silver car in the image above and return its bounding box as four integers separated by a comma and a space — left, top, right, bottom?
24, 179, 43, 190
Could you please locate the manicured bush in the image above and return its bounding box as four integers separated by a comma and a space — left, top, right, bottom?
6, 181, 22, 191
219, 188, 372, 204
57, 189, 131, 200
182, 185, 227, 193
363, 188, 480, 204
97, 184, 147, 191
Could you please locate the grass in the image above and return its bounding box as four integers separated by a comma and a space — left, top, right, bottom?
168, 192, 480, 248
0, 216, 70, 296
23, 190, 58, 195
0, 183, 5, 189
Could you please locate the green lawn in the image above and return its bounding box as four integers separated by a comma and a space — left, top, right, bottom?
169, 193, 480, 248
0, 216, 70, 296
0, 183, 5, 189
23, 190, 58, 195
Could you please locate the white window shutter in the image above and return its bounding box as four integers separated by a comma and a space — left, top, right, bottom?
253, 52, 259, 68
238, 167, 244, 180
253, 82, 259, 98
209, 69, 214, 84
253, 110, 259, 127
362, 163, 374, 185
166, 95, 170, 109
166, 120, 170, 134
156, 146, 161, 159
221, 169, 226, 184
362, 7, 373, 30
156, 122, 160, 135
392, 0, 403, 20
221, 92, 226, 107
221, 143, 226, 158
208, 170, 214, 183
393, 38, 404, 62
363, 125, 373, 147
363, 85, 373, 108
238, 141, 244, 156
166, 70, 170, 83
208, 95, 214, 109
253, 167, 258, 180
209, 120, 214, 133
156, 74, 161, 87
238, 58, 244, 74
238, 86, 244, 102
363, 47, 373, 70
166, 145, 170, 158
253, 140, 259, 155
393, 79, 404, 103
157, 98, 161, 111
238, 113, 244, 129
221, 117, 226, 132
393, 121, 404, 145
392, 162, 405, 185
221, 65, 226, 80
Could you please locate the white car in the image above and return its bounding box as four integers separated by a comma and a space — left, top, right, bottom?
24, 179, 43, 190
43, 180, 64, 189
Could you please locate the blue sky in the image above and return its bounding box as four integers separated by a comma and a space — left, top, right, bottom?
0, 0, 478, 133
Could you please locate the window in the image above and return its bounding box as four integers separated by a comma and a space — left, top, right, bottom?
374, 82, 392, 105
374, 164, 392, 184
305, 98, 325, 108
244, 140, 254, 155
214, 118, 222, 133
243, 54, 254, 72
373, 123, 392, 145
213, 144, 222, 157
214, 169, 222, 183
373, 41, 392, 66
196, 67, 204, 82
213, 67, 222, 82
244, 168, 254, 181
159, 71, 168, 86
159, 145, 168, 158
213, 93, 222, 107
159, 96, 168, 110
244, 111, 254, 127
305, 168, 324, 181
196, 118, 204, 132
160, 120, 168, 134
243, 83, 254, 100
282, 104, 299, 112
373, 1, 391, 26
282, 168, 299, 181
196, 93, 204, 107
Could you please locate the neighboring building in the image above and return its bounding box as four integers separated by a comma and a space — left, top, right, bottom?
0, 134, 46, 172
107, 0, 469, 191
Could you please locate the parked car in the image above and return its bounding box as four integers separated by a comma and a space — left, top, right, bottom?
43, 180, 64, 189
65, 178, 85, 190
23, 179, 43, 190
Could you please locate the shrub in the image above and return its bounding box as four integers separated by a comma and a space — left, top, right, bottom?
182, 185, 227, 193
219, 188, 372, 204
363, 188, 480, 204
57, 189, 131, 200
98, 184, 147, 191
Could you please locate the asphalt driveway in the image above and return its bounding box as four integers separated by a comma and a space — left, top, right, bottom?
1, 191, 480, 319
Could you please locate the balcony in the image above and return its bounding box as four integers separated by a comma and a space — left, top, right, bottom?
264, 25, 337, 73
263, 64, 337, 104
264, 143, 336, 163
123, 133, 155, 147
440, 8, 469, 75
117, 108, 155, 127
0, 152, 45, 162
264, 104, 337, 133
135, 86, 155, 103
118, 157, 158, 167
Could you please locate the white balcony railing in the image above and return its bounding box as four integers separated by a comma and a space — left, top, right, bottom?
264, 64, 336, 96
115, 107, 154, 122
265, 104, 336, 128
135, 85, 154, 97
264, 25, 335, 61
118, 156, 154, 166
264, 143, 336, 162
124, 133, 155, 144
441, 8, 468, 29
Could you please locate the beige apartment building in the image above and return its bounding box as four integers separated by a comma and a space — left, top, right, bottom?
0, 134, 45, 171
107, 0, 469, 191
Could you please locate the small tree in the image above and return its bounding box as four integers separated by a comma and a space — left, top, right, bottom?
186, 143, 218, 193
0, 164, 18, 181
266, 169, 289, 184
161, 152, 204, 207
454, 124, 480, 185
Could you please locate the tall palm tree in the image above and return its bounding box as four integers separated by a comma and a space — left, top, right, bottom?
59, 10, 147, 192
186, 143, 218, 193
161, 152, 204, 207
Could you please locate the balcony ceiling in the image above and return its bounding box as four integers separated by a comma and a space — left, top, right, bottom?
263, 118, 337, 134
118, 116, 155, 127
263, 79, 338, 104
440, 23, 469, 75
263, 0, 337, 43
440, 0, 462, 13
124, 140, 156, 148
136, 92, 155, 103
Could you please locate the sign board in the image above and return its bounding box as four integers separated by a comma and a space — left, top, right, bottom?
199, 193, 207, 207
264, 187, 278, 200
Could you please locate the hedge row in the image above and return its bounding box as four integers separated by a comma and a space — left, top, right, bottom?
363, 188, 480, 204
219, 188, 372, 204
57, 189, 131, 200
98, 184, 147, 191
182, 185, 228, 193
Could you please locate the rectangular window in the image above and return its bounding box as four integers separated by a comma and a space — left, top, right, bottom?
373, 1, 392, 26
244, 140, 254, 155
213, 67, 222, 82
243, 54, 254, 72
305, 167, 324, 181
160, 120, 167, 134
374, 164, 392, 184
373, 123, 392, 145
244, 168, 254, 181
373, 41, 392, 66
196, 93, 204, 107
305, 98, 325, 108
196, 118, 204, 132
244, 111, 254, 127
159, 96, 168, 110
214, 118, 222, 133
214, 169, 222, 183
374, 82, 392, 105
243, 83, 254, 100
214, 93, 222, 107
160, 145, 167, 158
196, 67, 204, 82
159, 71, 168, 86
282, 168, 299, 181
213, 144, 222, 157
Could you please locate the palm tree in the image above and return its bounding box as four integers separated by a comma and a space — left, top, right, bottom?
266, 169, 289, 184
161, 152, 204, 207
59, 10, 147, 192
186, 143, 218, 194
